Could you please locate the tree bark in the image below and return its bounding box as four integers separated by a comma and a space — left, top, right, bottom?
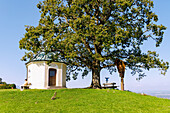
89, 67, 101, 89
121, 77, 124, 91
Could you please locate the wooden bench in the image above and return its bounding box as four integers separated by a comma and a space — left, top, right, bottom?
20, 85, 31, 90
102, 83, 118, 89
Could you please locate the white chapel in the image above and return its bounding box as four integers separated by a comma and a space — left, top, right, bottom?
25, 52, 67, 89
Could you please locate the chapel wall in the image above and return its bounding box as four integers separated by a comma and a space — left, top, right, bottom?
27, 62, 46, 89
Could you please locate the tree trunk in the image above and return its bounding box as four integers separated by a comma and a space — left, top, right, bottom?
89, 68, 101, 89
121, 77, 124, 91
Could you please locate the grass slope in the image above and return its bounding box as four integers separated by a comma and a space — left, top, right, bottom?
0, 89, 170, 113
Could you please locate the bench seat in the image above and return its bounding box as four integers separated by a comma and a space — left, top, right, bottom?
20, 85, 30, 89
102, 82, 118, 89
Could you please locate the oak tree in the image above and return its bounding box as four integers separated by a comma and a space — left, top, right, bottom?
19, 0, 169, 88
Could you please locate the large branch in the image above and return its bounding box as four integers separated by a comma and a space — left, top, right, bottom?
81, 38, 93, 54
101, 64, 115, 69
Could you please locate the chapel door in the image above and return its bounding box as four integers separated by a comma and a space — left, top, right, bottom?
49, 69, 56, 86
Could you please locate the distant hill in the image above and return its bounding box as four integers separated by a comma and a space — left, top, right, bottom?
0, 89, 170, 112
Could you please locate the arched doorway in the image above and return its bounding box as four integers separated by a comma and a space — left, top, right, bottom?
48, 69, 56, 86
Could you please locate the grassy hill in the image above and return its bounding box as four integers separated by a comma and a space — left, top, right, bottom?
0, 89, 170, 113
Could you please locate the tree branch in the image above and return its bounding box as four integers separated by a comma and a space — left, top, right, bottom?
101, 64, 115, 69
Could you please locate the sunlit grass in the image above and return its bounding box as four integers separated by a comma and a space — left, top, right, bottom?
0, 89, 170, 112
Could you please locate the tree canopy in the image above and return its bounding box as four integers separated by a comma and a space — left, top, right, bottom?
0, 78, 2, 83
19, 0, 169, 88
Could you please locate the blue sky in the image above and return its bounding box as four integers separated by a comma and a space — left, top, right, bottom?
0, 0, 170, 92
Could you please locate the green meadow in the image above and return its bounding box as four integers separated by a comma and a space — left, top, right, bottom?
0, 89, 170, 113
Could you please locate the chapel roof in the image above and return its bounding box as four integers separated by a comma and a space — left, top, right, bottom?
26, 51, 66, 65
31, 51, 55, 61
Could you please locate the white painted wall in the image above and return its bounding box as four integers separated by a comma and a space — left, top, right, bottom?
27, 62, 46, 89
26, 61, 66, 89
62, 64, 67, 87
